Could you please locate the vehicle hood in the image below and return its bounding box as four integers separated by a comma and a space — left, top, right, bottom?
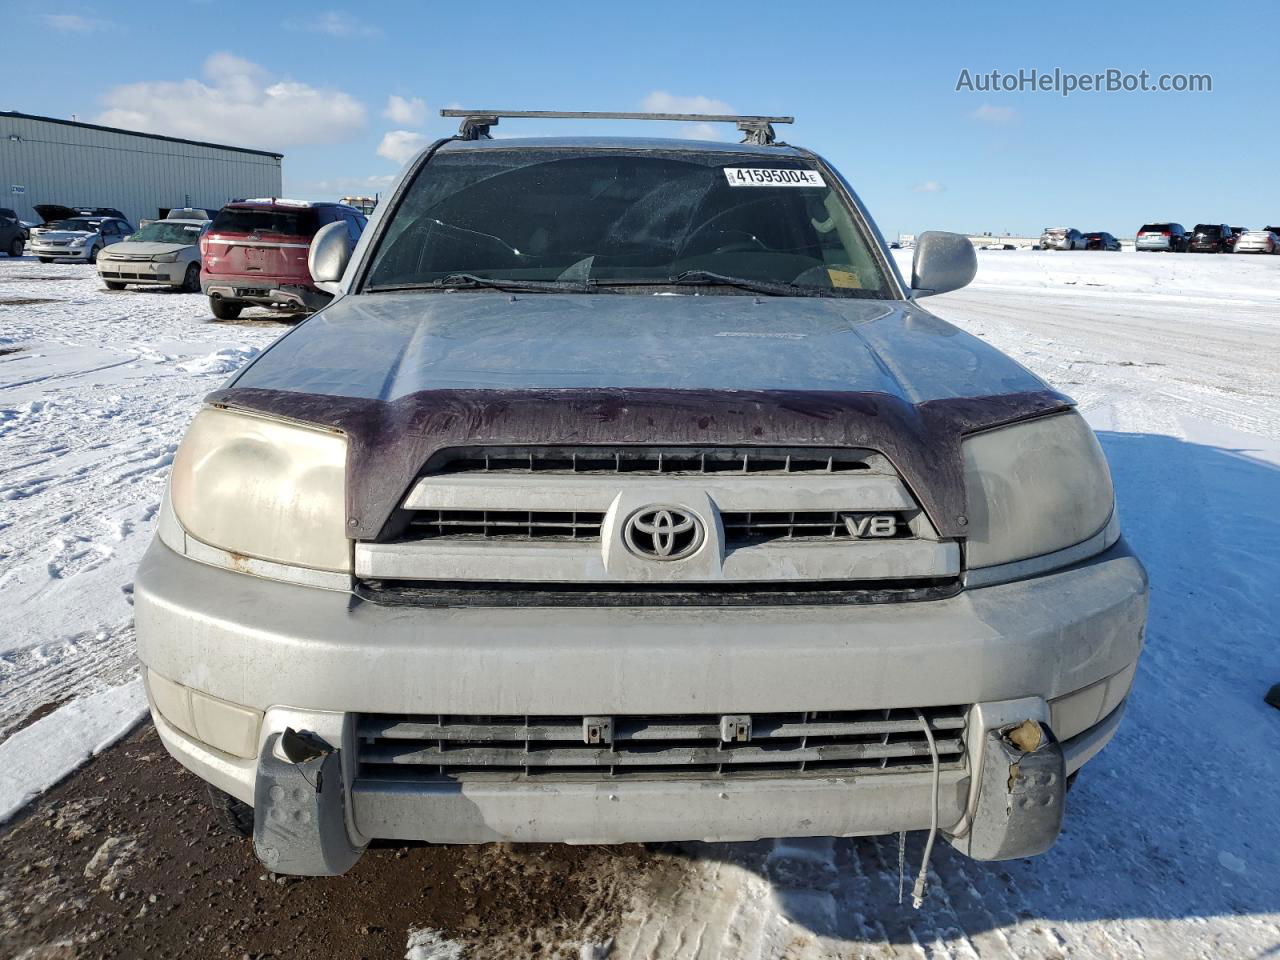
30, 228, 96, 241
35, 204, 78, 224
216, 293, 1067, 541
34, 204, 126, 222
231, 293, 1048, 401
102, 241, 191, 257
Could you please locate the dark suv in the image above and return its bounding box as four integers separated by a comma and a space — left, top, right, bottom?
200, 200, 367, 320
1189, 223, 1232, 253
0, 208, 25, 257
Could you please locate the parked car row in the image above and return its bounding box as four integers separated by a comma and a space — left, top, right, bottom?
1040, 223, 1279, 254
1136, 222, 1279, 253
1038, 227, 1120, 251
6, 197, 370, 315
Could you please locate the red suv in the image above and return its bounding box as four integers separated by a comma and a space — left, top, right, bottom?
200, 200, 366, 320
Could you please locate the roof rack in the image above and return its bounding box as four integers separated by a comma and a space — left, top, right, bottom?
440, 109, 794, 146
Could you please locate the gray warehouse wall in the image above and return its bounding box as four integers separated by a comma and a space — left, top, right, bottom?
1, 114, 282, 227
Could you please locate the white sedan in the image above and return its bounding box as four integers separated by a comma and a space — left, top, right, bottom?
97, 218, 210, 291
1232, 229, 1279, 254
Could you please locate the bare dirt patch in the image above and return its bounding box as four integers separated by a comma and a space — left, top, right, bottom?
0, 298, 59, 307
0, 724, 661, 959
1, 697, 72, 743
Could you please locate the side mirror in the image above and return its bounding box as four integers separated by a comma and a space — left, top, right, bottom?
910, 230, 977, 298
308, 221, 352, 294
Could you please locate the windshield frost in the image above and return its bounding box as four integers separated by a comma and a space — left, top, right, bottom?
365, 149, 892, 297
128, 222, 205, 244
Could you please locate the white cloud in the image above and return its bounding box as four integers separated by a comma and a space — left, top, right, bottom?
682, 122, 723, 141
640, 92, 733, 139
969, 104, 1018, 125
383, 95, 427, 127
43, 14, 107, 32
641, 91, 733, 115
95, 52, 367, 150
377, 130, 430, 166
913, 181, 945, 193
285, 11, 381, 38
296, 173, 397, 197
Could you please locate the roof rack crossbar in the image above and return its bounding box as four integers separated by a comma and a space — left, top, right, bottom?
440, 109, 794, 145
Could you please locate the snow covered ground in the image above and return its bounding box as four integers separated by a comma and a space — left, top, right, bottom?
1, 250, 1278, 958
0, 263, 286, 814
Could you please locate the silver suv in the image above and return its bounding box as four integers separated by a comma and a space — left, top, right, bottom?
136, 110, 1147, 878
1039, 226, 1085, 250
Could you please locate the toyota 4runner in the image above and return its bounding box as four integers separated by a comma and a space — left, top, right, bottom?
136, 110, 1148, 878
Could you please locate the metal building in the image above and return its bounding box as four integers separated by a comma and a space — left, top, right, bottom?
1, 111, 282, 226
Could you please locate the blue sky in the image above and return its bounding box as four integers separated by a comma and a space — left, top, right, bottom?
8, 2, 1276, 237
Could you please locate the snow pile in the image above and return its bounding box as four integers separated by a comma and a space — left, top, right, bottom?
0, 678, 145, 823
404, 927, 466, 960
177, 345, 261, 375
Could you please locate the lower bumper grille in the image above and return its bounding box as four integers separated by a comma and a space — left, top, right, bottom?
355, 707, 968, 782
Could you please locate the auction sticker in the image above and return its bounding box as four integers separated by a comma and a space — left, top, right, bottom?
723, 167, 826, 187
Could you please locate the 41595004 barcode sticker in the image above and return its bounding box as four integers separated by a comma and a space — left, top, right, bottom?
722, 167, 826, 188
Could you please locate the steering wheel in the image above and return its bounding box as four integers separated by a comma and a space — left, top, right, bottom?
683, 226, 769, 256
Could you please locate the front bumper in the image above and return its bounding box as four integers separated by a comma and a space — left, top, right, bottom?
136, 538, 1146, 865
99, 262, 182, 284
30, 245, 90, 260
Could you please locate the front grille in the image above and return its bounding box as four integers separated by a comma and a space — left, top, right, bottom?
399, 508, 913, 546
355, 577, 962, 607
428, 445, 882, 476
721, 510, 912, 545
407, 509, 605, 541
355, 707, 967, 782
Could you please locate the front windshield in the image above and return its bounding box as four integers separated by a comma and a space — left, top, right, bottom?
128, 222, 205, 244
364, 148, 893, 297
45, 218, 99, 231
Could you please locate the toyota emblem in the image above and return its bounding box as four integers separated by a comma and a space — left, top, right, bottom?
623, 506, 704, 561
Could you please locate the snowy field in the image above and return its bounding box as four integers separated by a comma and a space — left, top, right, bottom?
1, 249, 1278, 958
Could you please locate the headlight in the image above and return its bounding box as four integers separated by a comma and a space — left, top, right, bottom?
962, 411, 1114, 568
170, 407, 350, 572
70, 237, 87, 247
152, 253, 179, 263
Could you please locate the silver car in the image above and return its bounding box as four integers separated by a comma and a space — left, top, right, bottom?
28, 214, 134, 263
97, 217, 209, 291
136, 111, 1148, 877
1039, 227, 1086, 250
1135, 222, 1190, 252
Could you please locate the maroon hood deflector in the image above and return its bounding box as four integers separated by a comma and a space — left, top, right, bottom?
206, 386, 1073, 541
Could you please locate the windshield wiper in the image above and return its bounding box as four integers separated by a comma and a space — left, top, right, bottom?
662, 270, 810, 297
652, 270, 882, 299
367, 274, 608, 294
